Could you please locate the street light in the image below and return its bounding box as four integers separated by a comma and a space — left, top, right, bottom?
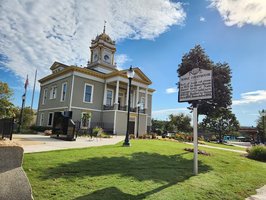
136, 102, 143, 138
260, 109, 266, 144
123, 66, 135, 146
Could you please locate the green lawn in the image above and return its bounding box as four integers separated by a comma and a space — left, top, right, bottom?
200, 141, 248, 151
23, 140, 266, 200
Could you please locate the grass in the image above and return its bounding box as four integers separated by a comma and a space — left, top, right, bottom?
23, 140, 266, 200
200, 141, 248, 151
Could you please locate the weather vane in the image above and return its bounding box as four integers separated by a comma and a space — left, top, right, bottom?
103, 20, 107, 33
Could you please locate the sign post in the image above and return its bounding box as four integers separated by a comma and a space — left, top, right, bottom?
178, 68, 213, 175
193, 102, 198, 175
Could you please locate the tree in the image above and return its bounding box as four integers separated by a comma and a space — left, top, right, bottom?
168, 113, 192, 133
177, 45, 233, 115
14, 107, 35, 128
257, 111, 266, 143
0, 81, 16, 118
201, 108, 240, 143
151, 119, 168, 134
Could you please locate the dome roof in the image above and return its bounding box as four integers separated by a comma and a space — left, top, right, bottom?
92, 32, 115, 45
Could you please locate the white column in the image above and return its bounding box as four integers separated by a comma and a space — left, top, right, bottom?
103, 82, 107, 105
126, 82, 129, 106
136, 86, 139, 104
145, 88, 148, 109
115, 80, 119, 104
69, 73, 75, 111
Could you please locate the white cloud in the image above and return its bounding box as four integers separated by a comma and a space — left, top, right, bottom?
152, 107, 189, 119
200, 16, 206, 22
115, 54, 132, 70
233, 90, 266, 105
166, 87, 178, 94
210, 0, 266, 27
0, 0, 186, 89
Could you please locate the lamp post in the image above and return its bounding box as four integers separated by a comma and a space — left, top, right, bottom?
123, 66, 135, 146
260, 109, 266, 144
136, 102, 142, 138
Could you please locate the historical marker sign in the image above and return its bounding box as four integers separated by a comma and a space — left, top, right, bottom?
178, 68, 213, 102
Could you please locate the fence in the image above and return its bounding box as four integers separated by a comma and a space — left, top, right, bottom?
0, 118, 14, 140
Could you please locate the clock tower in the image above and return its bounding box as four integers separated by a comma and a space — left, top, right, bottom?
87, 23, 117, 73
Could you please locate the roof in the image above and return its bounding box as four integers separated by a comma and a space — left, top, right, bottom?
39, 64, 155, 91
91, 32, 115, 45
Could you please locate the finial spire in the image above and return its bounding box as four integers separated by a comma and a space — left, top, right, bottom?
103, 20, 107, 33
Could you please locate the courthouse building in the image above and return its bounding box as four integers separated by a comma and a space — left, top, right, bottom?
36, 28, 154, 136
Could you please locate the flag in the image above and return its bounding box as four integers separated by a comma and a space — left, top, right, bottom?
24, 75, 29, 90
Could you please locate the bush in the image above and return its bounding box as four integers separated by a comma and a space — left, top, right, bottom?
129, 134, 135, 139
247, 146, 266, 162
98, 132, 111, 138
92, 127, 103, 137
30, 125, 52, 132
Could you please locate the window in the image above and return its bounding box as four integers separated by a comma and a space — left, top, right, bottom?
81, 112, 91, 129
42, 89, 47, 105
83, 83, 93, 103
47, 112, 54, 126
40, 113, 44, 126
50, 86, 57, 99
106, 89, 113, 106
60, 82, 67, 102
140, 97, 145, 109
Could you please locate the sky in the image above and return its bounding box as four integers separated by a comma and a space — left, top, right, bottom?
0, 0, 266, 126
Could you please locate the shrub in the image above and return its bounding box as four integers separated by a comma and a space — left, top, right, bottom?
129, 134, 135, 139
98, 132, 111, 138
92, 127, 103, 137
247, 146, 266, 162
30, 125, 52, 132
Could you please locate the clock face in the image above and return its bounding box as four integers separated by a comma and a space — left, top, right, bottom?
104, 54, 110, 63
94, 54, 98, 61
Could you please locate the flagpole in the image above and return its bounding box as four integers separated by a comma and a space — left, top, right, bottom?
17, 75, 28, 133
31, 69, 37, 111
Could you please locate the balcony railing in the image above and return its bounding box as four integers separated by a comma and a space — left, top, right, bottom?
103, 105, 146, 114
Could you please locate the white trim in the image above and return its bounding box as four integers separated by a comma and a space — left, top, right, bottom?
83, 83, 94, 103
106, 76, 148, 88
60, 82, 67, 102
74, 71, 104, 83
145, 88, 148, 109
115, 80, 120, 104
39, 107, 68, 112
47, 112, 54, 126
103, 82, 107, 105
106, 88, 114, 106
136, 86, 139, 104
69, 73, 75, 111
126, 82, 129, 106
40, 72, 72, 86
71, 106, 102, 112
42, 89, 48, 105
39, 113, 44, 126
113, 110, 117, 134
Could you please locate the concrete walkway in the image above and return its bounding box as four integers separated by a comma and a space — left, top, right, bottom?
12, 134, 125, 153
184, 142, 247, 154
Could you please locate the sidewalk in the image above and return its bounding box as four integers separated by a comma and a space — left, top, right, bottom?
184, 142, 247, 154
12, 134, 125, 153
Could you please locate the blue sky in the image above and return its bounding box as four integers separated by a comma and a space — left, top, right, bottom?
0, 0, 266, 126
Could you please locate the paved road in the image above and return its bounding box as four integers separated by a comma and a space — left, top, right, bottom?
12, 134, 125, 153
